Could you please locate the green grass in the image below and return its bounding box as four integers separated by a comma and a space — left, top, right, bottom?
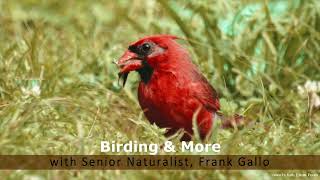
0, 0, 320, 179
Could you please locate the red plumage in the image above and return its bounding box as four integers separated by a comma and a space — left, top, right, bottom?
117, 35, 237, 140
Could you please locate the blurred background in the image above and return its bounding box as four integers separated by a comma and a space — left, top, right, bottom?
0, 0, 320, 179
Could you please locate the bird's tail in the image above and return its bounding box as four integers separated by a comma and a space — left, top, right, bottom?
216, 112, 246, 129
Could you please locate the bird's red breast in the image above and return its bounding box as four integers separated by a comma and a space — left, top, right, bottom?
117, 35, 220, 140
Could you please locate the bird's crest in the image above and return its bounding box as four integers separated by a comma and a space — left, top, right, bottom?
130, 34, 179, 46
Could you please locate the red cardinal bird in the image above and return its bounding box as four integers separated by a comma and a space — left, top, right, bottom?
117, 35, 242, 140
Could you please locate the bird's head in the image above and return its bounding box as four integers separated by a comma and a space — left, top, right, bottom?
117, 35, 179, 86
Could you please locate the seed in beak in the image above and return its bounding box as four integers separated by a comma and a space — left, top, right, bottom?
118, 72, 129, 87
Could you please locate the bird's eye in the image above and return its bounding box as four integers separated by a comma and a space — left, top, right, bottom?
141, 43, 151, 54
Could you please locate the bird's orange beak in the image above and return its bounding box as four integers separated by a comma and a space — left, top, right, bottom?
117, 51, 143, 74
117, 50, 143, 86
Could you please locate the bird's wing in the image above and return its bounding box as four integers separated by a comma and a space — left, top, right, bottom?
188, 71, 220, 112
